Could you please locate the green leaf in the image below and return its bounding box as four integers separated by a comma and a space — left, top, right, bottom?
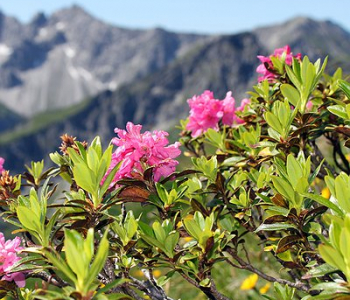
44, 249, 77, 285
125, 211, 138, 241
285, 64, 301, 91
73, 162, 98, 202
271, 176, 295, 206
255, 223, 297, 232
328, 105, 348, 119
334, 174, 350, 213
164, 232, 179, 258
67, 147, 84, 165
301, 192, 343, 216
309, 159, 324, 185
138, 221, 154, 238
17, 206, 41, 233
99, 161, 120, 197
65, 230, 86, 280
199, 278, 211, 287
112, 222, 127, 246
339, 79, 350, 99
87, 148, 100, 175
44, 209, 61, 247
152, 221, 166, 243
84, 229, 109, 290
265, 112, 283, 135
183, 218, 202, 241
281, 84, 300, 107
205, 128, 225, 150
140, 233, 166, 252
90, 136, 103, 158
84, 228, 94, 263
302, 264, 338, 279
318, 244, 344, 272
286, 155, 303, 186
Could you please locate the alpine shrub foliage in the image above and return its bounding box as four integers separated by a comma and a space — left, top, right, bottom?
1, 46, 350, 299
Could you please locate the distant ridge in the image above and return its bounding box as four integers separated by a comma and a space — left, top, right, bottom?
1, 8, 350, 172
0, 5, 206, 116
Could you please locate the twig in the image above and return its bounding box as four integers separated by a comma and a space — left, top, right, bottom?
225, 248, 309, 293
178, 272, 231, 300
30, 271, 69, 287
128, 275, 175, 300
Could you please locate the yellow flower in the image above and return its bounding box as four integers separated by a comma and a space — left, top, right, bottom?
176, 221, 183, 228
183, 236, 194, 243
321, 187, 331, 199
263, 245, 275, 252
240, 273, 258, 290
153, 269, 162, 278
259, 282, 271, 294
135, 270, 144, 277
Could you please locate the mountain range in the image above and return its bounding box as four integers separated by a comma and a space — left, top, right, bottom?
0, 6, 350, 172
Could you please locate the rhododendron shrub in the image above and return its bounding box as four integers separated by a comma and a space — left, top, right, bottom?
0, 157, 4, 173
256, 45, 301, 82
186, 90, 249, 137
104, 122, 181, 184
2, 46, 350, 300
0, 233, 24, 287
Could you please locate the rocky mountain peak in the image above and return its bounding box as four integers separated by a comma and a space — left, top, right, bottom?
1, 13, 350, 172
254, 16, 350, 60
50, 5, 99, 27
29, 12, 47, 28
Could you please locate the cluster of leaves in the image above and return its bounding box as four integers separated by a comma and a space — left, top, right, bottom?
2, 50, 350, 300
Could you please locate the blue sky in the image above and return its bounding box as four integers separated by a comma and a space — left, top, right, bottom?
0, 1, 349, 34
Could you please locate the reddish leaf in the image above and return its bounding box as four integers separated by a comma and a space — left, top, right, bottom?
118, 186, 150, 203
205, 236, 214, 253
271, 194, 288, 208
191, 199, 209, 217
335, 126, 350, 137
264, 215, 289, 224
276, 235, 301, 254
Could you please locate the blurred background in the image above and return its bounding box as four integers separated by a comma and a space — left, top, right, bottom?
0, 0, 349, 172
0, 2, 349, 299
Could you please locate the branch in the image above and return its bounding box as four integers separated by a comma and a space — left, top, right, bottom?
179, 272, 231, 300
29, 271, 69, 288
225, 248, 309, 293
333, 138, 350, 174
126, 275, 174, 300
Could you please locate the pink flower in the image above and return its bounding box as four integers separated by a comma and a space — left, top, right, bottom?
221, 92, 236, 126
0, 158, 4, 173
306, 100, 313, 111
186, 91, 248, 137
186, 90, 224, 138
256, 45, 301, 82
104, 122, 181, 185
0, 233, 25, 287
234, 98, 251, 124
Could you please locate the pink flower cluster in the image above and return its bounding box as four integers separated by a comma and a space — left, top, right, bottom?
256, 45, 302, 82
0, 157, 4, 173
105, 122, 181, 184
186, 90, 250, 138
0, 233, 25, 287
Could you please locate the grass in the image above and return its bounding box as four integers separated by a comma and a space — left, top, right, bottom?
0, 96, 93, 145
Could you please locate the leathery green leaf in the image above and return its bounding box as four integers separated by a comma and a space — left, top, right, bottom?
281, 84, 300, 107
84, 228, 109, 289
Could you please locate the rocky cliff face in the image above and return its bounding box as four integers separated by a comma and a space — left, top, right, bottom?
0, 5, 205, 116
